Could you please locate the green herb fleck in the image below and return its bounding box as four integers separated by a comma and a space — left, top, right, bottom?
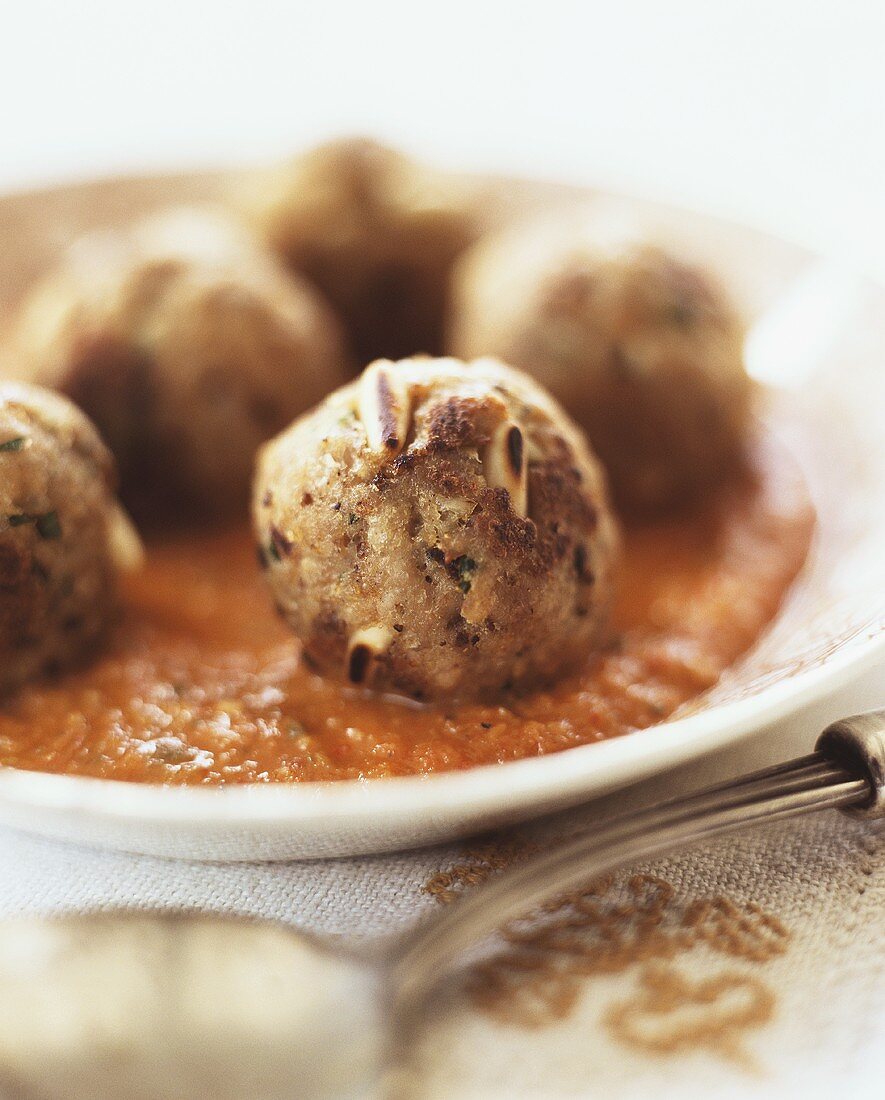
7, 511, 62, 539
36, 512, 61, 540
453, 555, 477, 593
267, 539, 282, 563
348, 513, 358, 525
0, 437, 26, 453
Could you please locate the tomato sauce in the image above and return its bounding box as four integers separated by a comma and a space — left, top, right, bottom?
0, 427, 814, 784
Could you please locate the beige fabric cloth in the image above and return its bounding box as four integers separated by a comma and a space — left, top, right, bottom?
0, 667, 881, 1099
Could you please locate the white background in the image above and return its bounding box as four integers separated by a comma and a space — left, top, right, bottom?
1, 0, 884, 277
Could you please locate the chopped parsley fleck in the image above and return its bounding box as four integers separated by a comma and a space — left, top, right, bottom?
452, 555, 477, 593
0, 437, 26, 452
7, 511, 62, 539
36, 511, 61, 539
267, 539, 282, 563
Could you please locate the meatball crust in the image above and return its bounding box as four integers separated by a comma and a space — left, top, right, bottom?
449, 215, 752, 516
15, 208, 352, 521
253, 356, 619, 703
0, 382, 133, 696
239, 138, 479, 366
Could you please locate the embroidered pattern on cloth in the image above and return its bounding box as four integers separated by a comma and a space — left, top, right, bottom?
424, 846, 790, 1066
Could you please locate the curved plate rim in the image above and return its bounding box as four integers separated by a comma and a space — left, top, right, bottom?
0, 166, 882, 855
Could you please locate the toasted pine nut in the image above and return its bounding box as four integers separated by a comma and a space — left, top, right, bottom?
108, 504, 145, 574
357, 360, 411, 458
347, 625, 395, 684
482, 420, 528, 517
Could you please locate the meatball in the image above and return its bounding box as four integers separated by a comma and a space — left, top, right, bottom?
0, 382, 139, 696
15, 208, 352, 521
239, 138, 478, 366
253, 356, 619, 703
449, 215, 752, 515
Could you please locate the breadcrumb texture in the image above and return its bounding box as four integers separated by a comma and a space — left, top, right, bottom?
15, 208, 352, 520
241, 138, 479, 366
253, 356, 620, 703
450, 215, 752, 516
0, 382, 123, 695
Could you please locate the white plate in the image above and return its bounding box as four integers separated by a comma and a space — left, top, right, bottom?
0, 170, 882, 860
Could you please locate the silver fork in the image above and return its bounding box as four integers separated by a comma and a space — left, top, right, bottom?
387, 708, 885, 1024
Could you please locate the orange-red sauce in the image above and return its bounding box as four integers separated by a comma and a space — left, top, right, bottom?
0, 428, 814, 784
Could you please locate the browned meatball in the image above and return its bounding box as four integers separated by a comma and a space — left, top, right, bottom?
0, 382, 139, 696
15, 208, 352, 522
449, 216, 752, 516
253, 356, 619, 703
239, 138, 479, 366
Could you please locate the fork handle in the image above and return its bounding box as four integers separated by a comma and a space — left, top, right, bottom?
388, 709, 885, 1018
816, 709, 885, 816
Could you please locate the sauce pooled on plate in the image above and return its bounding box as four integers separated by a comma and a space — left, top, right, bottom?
0, 425, 814, 783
